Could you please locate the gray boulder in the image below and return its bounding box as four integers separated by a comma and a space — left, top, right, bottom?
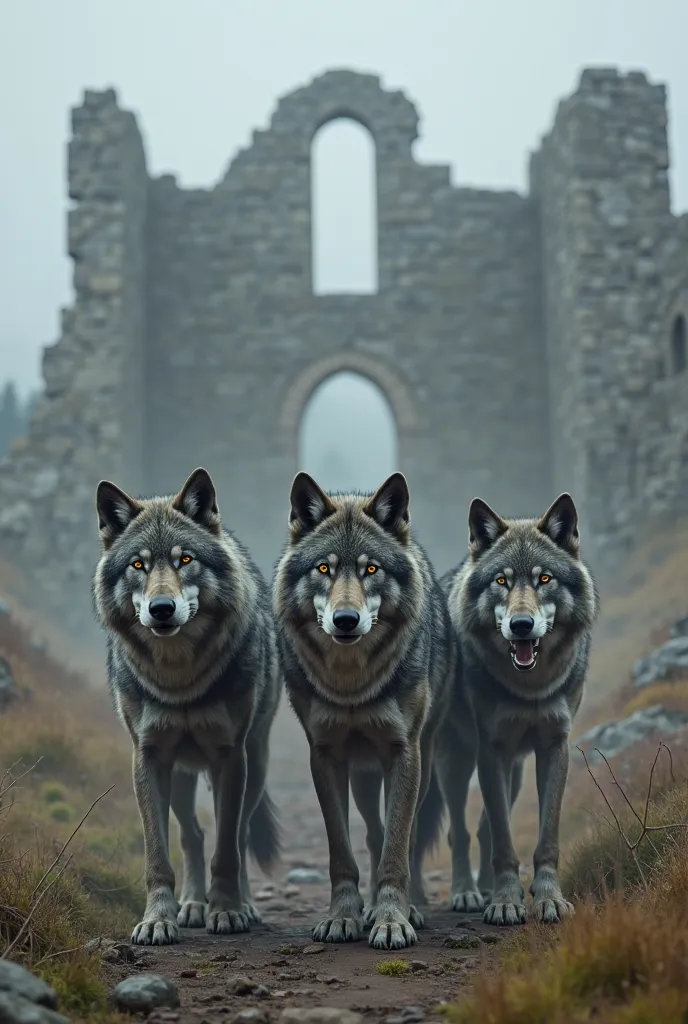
0, 656, 19, 709
112, 974, 180, 1015
670, 615, 688, 639
0, 961, 67, 1024
632, 636, 688, 689
573, 704, 688, 764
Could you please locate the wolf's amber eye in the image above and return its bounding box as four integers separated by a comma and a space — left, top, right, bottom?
181, 555, 193, 565
367, 565, 377, 574
496, 577, 506, 586
539, 574, 551, 584
132, 560, 144, 571
318, 563, 329, 574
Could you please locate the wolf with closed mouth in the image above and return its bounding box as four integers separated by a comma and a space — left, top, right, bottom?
92, 468, 282, 945
420, 492, 598, 927
273, 471, 454, 950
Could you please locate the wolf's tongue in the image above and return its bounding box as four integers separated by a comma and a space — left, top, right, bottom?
513, 640, 535, 665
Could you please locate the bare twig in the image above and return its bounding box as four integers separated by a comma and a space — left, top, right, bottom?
576, 742, 688, 891
29, 784, 115, 901
33, 943, 84, 968
0, 758, 42, 802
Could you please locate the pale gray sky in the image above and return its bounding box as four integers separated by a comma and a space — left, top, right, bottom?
1, 0, 686, 415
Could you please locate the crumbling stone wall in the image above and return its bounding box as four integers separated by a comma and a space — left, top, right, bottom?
532, 68, 688, 562
0, 89, 148, 632
144, 70, 546, 576
1, 67, 687, 634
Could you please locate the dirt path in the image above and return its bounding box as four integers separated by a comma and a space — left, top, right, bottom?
104, 706, 506, 1021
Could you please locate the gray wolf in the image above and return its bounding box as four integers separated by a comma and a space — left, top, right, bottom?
417, 492, 598, 927
273, 471, 454, 949
92, 468, 282, 945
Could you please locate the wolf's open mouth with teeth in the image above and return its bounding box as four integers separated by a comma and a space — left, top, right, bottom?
509, 638, 540, 672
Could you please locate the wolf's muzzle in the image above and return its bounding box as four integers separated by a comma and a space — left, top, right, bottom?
331, 607, 363, 646
149, 596, 176, 622
506, 614, 540, 672
332, 609, 360, 632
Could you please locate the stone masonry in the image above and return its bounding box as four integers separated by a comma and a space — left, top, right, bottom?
0, 67, 686, 636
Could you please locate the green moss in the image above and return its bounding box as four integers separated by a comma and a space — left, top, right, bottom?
376, 959, 411, 976
39, 781, 67, 804
49, 802, 73, 822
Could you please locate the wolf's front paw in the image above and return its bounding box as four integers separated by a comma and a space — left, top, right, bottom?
369, 908, 417, 950
483, 899, 527, 926
533, 896, 574, 924
177, 900, 206, 928
131, 917, 180, 945
312, 914, 363, 943
450, 887, 485, 913
530, 871, 573, 924
206, 907, 250, 934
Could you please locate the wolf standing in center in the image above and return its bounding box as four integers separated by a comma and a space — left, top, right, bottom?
274, 471, 454, 950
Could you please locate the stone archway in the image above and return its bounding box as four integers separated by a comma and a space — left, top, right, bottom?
298, 370, 397, 493
278, 352, 418, 455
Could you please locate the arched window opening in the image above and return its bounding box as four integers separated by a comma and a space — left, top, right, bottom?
299, 371, 396, 494
311, 119, 378, 295
671, 314, 687, 375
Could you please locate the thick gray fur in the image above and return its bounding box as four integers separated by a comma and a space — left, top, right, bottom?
273, 472, 455, 950
418, 492, 599, 926
92, 468, 282, 945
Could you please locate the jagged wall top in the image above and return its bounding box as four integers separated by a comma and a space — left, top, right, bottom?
220, 68, 420, 184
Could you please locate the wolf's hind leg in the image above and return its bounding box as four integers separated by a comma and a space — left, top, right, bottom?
238, 732, 273, 925
171, 768, 206, 929
351, 767, 384, 928
437, 727, 484, 913
131, 749, 180, 945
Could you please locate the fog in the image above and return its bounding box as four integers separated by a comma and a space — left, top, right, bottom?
1, 1, 687, 488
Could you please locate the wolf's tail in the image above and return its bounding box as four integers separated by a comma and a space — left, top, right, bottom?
248, 788, 282, 875
414, 765, 446, 865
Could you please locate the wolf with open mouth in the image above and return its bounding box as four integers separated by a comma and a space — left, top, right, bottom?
413, 492, 599, 928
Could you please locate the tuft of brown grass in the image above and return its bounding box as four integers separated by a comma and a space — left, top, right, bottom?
445, 744, 688, 1024
444, 895, 688, 1024
0, 597, 148, 1020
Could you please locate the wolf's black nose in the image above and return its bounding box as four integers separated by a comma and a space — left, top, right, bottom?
509, 614, 535, 637
149, 596, 177, 622
333, 609, 360, 633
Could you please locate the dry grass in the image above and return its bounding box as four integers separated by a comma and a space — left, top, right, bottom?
622, 679, 688, 717
444, 748, 688, 1024
0, 604, 146, 1020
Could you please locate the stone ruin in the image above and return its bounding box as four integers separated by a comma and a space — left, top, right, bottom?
0, 67, 686, 636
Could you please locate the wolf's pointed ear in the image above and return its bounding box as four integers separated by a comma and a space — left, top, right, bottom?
289, 472, 336, 539
364, 473, 410, 540
468, 498, 508, 558
173, 468, 221, 533
537, 493, 579, 555
96, 481, 141, 548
